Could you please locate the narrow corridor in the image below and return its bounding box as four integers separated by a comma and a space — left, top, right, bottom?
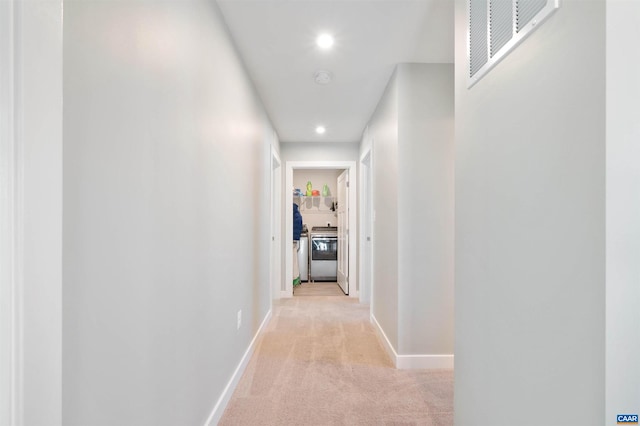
220, 296, 453, 425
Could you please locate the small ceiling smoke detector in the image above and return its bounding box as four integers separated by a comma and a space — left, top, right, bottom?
314, 70, 332, 85
316, 33, 334, 49
315, 126, 326, 135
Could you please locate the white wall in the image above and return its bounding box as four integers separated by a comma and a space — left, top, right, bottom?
397, 64, 454, 356
280, 142, 359, 163
454, 1, 605, 424
606, 0, 640, 421
366, 70, 399, 350
21, 1, 64, 422
62, 1, 276, 425
363, 63, 454, 363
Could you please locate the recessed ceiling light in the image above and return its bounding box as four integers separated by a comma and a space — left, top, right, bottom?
316, 33, 334, 49
315, 126, 326, 135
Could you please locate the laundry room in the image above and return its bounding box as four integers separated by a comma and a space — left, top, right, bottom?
293, 168, 341, 229
293, 168, 342, 286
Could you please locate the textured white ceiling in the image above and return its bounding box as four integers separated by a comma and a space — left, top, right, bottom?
216, 0, 454, 143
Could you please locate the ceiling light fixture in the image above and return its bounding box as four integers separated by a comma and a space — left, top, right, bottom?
316, 33, 334, 49
314, 70, 332, 85
315, 126, 326, 135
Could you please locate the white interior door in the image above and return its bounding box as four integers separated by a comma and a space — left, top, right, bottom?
337, 170, 349, 294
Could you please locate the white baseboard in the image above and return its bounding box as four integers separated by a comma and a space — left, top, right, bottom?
204, 309, 272, 426
396, 353, 454, 369
370, 313, 454, 370
370, 313, 398, 366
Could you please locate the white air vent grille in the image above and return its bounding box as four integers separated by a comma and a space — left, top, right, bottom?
469, 0, 488, 77
517, 0, 547, 32
468, 0, 559, 87
490, 0, 513, 57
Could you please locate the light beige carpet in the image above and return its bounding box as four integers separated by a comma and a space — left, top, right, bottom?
219, 296, 453, 425
294, 282, 345, 296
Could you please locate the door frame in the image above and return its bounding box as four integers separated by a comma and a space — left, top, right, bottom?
1, 1, 22, 423
284, 161, 357, 298
269, 145, 282, 302
359, 149, 373, 306
336, 169, 349, 294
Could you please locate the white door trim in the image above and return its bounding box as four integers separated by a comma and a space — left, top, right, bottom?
285, 161, 357, 298
0, 1, 23, 423
270, 144, 282, 300
336, 170, 349, 294
359, 148, 373, 306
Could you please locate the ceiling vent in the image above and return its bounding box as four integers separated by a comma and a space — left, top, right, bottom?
314, 70, 333, 85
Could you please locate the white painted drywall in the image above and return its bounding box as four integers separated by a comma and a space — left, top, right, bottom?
62, 1, 275, 424
606, 0, 640, 421
362, 64, 455, 361
16, 1, 63, 424
366, 70, 400, 350
280, 142, 360, 162
396, 64, 454, 355
454, 0, 605, 424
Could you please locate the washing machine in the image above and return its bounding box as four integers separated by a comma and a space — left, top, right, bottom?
297, 231, 309, 282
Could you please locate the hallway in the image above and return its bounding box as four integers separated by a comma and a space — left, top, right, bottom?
3, 1, 639, 425
219, 296, 453, 425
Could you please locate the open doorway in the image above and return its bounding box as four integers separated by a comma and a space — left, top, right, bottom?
284, 161, 357, 299
292, 168, 344, 297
